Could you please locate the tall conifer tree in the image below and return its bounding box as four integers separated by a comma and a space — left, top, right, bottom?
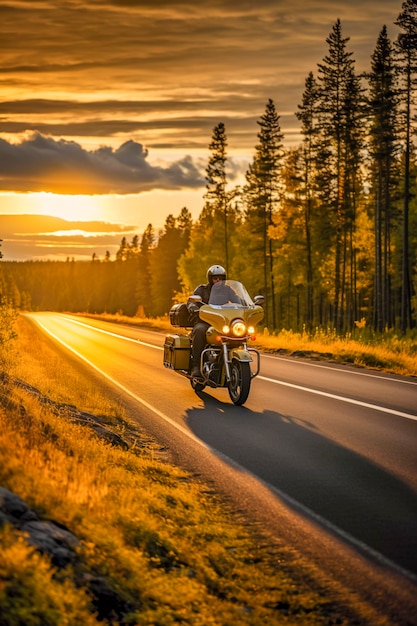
296, 72, 321, 327
204, 122, 231, 271
395, 0, 417, 331
244, 99, 284, 328
317, 19, 364, 330
367, 25, 400, 331
178, 122, 240, 290
136, 224, 155, 316
150, 211, 192, 316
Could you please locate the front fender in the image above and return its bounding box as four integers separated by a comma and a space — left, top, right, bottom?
229, 347, 253, 362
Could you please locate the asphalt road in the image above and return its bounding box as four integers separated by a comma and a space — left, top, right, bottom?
28, 312, 417, 625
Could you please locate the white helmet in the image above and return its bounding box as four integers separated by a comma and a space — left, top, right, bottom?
207, 264, 227, 284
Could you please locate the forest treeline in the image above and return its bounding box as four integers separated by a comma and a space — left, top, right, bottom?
1, 5, 417, 333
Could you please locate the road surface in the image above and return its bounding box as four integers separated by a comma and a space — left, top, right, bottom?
27, 313, 417, 625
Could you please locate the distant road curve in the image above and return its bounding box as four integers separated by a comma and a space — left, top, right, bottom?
28, 313, 417, 625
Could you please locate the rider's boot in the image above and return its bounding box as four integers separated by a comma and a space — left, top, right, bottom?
190, 358, 201, 378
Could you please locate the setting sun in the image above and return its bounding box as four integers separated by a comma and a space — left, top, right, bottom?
31, 192, 103, 222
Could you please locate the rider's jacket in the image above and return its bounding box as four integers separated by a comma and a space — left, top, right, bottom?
192, 283, 211, 304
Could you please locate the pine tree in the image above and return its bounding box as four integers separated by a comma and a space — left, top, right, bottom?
243, 99, 284, 328
115, 236, 127, 262
316, 19, 364, 330
204, 122, 232, 271
269, 147, 308, 329
295, 72, 321, 328
136, 224, 155, 316
178, 123, 241, 291
150, 209, 193, 316
395, 0, 417, 331
367, 25, 400, 331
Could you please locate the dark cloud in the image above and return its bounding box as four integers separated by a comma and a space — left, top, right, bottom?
0, 133, 206, 194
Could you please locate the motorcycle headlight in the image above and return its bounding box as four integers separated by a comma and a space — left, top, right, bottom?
231, 320, 246, 337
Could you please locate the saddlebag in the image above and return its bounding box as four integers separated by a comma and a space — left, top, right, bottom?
163, 334, 191, 370
169, 303, 194, 328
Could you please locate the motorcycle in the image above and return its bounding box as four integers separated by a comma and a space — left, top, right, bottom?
163, 280, 264, 405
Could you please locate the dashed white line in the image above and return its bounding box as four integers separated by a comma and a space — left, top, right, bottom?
258, 375, 417, 422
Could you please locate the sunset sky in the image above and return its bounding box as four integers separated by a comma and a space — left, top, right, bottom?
0, 0, 401, 261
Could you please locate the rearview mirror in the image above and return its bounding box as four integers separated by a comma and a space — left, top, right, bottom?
254, 295, 265, 306
188, 294, 202, 304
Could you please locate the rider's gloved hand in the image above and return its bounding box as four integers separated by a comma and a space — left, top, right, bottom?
187, 303, 200, 314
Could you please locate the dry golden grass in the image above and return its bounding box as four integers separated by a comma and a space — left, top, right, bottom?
255, 327, 417, 377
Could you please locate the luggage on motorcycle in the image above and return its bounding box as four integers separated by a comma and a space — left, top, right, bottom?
169, 303, 194, 328
163, 334, 191, 370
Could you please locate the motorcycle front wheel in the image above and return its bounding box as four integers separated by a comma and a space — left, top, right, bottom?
228, 360, 251, 405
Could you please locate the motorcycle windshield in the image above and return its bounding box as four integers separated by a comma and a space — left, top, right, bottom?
208, 280, 255, 308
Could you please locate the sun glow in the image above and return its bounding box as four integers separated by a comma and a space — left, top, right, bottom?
38, 230, 110, 238
33, 192, 104, 222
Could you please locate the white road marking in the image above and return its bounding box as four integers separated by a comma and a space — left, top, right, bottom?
258, 375, 417, 422
262, 352, 417, 386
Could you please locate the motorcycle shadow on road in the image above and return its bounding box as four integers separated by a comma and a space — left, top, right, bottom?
185, 390, 417, 578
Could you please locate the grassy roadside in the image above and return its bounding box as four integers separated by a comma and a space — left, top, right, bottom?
0, 314, 408, 625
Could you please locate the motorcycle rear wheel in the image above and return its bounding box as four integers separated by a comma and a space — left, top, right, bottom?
228, 360, 251, 405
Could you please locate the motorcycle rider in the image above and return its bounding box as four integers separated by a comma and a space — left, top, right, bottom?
187, 264, 240, 378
